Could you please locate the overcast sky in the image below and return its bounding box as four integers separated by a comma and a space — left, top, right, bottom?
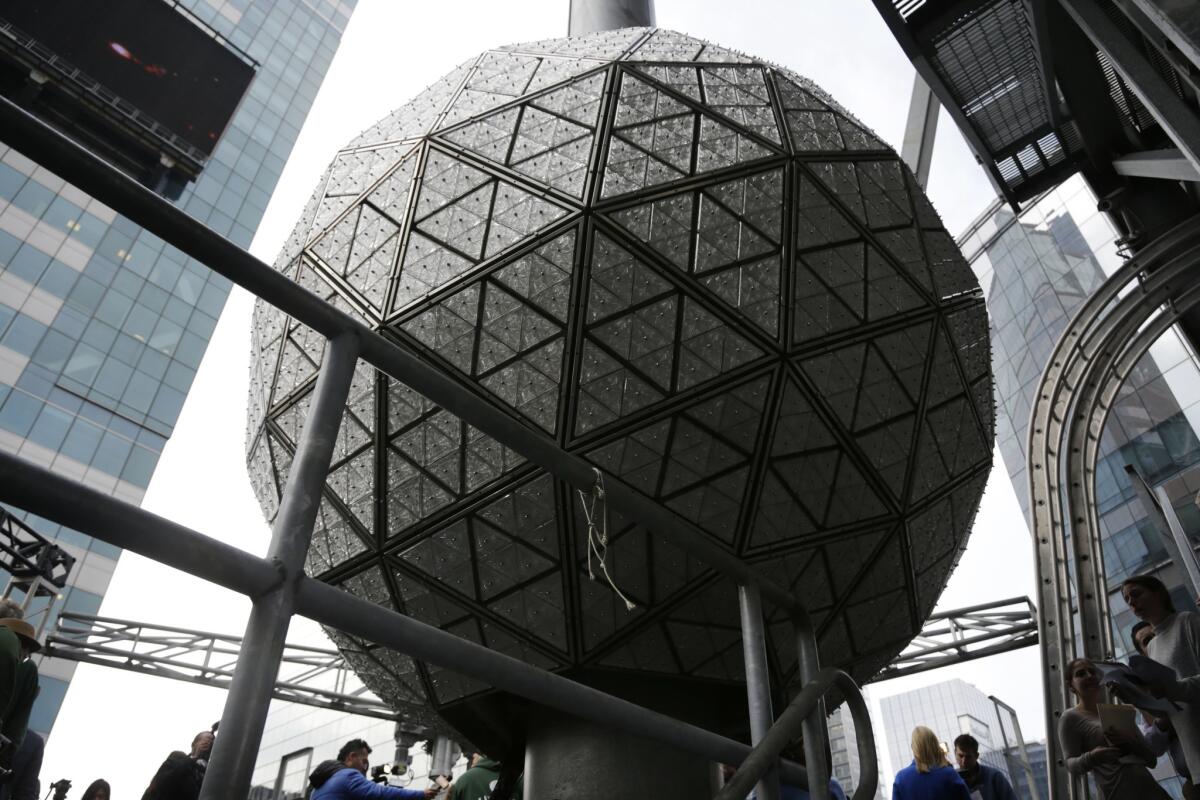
37, 1, 1035, 796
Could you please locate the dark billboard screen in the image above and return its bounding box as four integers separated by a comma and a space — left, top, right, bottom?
1, 0, 255, 156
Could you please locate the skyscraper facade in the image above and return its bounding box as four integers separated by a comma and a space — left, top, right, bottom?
0, 0, 357, 734
879, 679, 1013, 782
959, 173, 1200, 656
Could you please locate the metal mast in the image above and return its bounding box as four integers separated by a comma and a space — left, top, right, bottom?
568, 0, 654, 35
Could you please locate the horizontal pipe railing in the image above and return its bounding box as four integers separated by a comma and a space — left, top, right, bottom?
715, 667, 878, 800
0, 93, 807, 618
0, 448, 812, 785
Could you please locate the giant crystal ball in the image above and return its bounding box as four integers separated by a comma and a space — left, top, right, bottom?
246, 28, 994, 749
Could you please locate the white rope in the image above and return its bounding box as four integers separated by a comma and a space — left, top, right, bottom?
577, 468, 637, 612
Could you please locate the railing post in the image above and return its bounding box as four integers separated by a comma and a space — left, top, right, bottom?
199, 331, 360, 800
739, 584, 780, 800
793, 612, 831, 800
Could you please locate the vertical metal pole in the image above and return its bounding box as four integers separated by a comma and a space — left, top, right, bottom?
199, 331, 360, 800
1125, 465, 1200, 598
568, 0, 655, 35
901, 74, 939, 187
739, 584, 781, 800
990, 695, 1042, 800
429, 734, 459, 780
793, 612, 831, 800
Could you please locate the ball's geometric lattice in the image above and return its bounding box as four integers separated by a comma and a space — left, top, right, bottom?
246, 27, 993, 745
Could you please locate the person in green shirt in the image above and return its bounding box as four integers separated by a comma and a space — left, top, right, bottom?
448, 754, 520, 800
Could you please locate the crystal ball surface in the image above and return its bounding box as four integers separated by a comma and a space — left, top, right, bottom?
246, 27, 993, 745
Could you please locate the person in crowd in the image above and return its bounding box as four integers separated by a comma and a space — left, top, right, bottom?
308, 739, 435, 799
1123, 574, 1200, 793
448, 752, 521, 800
81, 779, 111, 800
952, 734, 1016, 800
892, 726, 970, 800
0, 730, 44, 800
1129, 620, 1194, 799
142, 728, 214, 800
1059, 656, 1168, 799
0, 616, 39, 770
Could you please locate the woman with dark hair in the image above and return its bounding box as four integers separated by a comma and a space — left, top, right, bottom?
1123, 573, 1200, 796
81, 779, 110, 800
1058, 657, 1168, 799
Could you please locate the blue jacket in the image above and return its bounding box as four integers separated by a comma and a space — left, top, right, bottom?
892, 762, 971, 800
960, 764, 1017, 800
310, 767, 426, 800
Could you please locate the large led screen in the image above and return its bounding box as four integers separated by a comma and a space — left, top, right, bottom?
1, 0, 255, 156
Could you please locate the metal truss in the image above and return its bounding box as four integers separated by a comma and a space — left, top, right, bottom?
1028, 213, 1200, 799
42, 613, 397, 721
0, 95, 877, 800
0, 507, 76, 635
871, 597, 1038, 682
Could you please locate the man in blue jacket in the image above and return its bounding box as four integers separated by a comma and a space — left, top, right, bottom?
953, 734, 1017, 800
308, 739, 436, 800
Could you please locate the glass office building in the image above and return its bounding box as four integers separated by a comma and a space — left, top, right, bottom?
960, 173, 1200, 796
0, 0, 357, 734
880, 679, 1014, 782
960, 173, 1200, 655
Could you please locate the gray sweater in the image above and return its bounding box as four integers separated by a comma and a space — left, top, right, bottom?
1147, 611, 1200, 782
1058, 707, 1166, 799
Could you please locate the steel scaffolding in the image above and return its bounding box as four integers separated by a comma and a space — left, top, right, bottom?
0, 94, 878, 800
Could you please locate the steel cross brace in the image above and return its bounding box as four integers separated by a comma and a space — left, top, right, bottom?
1027, 212, 1200, 799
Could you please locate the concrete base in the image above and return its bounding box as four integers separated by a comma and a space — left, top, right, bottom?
523, 708, 719, 800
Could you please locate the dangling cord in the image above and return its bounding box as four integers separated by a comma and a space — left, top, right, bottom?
577, 468, 637, 611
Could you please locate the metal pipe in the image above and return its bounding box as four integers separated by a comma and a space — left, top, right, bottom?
739, 584, 780, 800
2, 440, 817, 783
201, 332, 360, 800
0, 94, 807, 618
0, 454, 276, 597
714, 668, 878, 800
291, 578, 810, 786
793, 613, 831, 800
568, 0, 654, 35
900, 75, 939, 187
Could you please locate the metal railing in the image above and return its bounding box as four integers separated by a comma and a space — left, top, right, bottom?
0, 94, 877, 800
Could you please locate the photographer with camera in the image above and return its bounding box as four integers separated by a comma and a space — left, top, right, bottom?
308, 740, 436, 799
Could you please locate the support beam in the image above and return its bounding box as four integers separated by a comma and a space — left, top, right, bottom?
1113, 148, 1200, 181
794, 614, 831, 800
1058, 0, 1200, 181
901, 75, 939, 187
739, 584, 780, 800
873, 597, 1039, 682
201, 332, 360, 800
0, 449, 817, 787
568, 0, 654, 35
